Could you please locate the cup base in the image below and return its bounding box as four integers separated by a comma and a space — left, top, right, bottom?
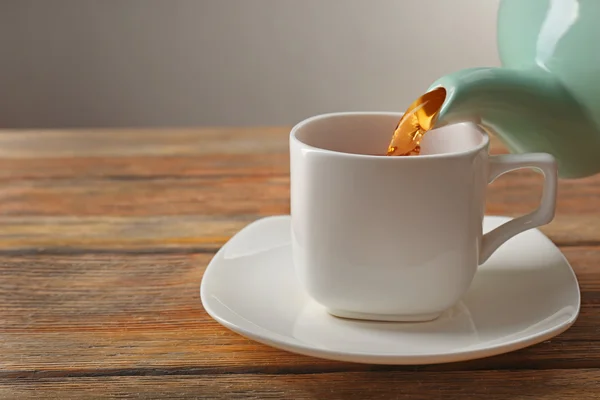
326, 308, 442, 323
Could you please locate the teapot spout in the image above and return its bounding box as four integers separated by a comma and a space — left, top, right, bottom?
428, 67, 600, 179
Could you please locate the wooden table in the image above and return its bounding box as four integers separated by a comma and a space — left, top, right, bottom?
1, 127, 599, 399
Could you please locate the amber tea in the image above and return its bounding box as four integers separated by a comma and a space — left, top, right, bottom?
386, 87, 447, 156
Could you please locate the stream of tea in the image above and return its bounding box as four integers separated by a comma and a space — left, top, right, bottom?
386, 87, 447, 156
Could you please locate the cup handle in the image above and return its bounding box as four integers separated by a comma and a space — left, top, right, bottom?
479, 153, 558, 264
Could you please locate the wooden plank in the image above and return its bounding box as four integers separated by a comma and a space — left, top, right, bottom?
1, 369, 600, 399
0, 127, 508, 159
0, 173, 596, 218
0, 176, 291, 217
0, 130, 504, 181
1, 128, 596, 246
0, 154, 290, 180
0, 177, 597, 246
1, 248, 599, 377
0, 214, 596, 254
0, 129, 596, 240
0, 126, 507, 180
0, 127, 289, 158
0, 216, 256, 253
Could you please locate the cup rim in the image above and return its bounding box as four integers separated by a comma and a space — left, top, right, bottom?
290, 111, 490, 160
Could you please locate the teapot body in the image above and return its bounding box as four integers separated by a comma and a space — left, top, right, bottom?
498, 0, 600, 129
429, 0, 600, 179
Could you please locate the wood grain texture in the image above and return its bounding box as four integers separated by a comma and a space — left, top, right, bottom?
0, 127, 289, 158
1, 247, 599, 379
0, 127, 599, 398
0, 213, 597, 255
2, 370, 600, 400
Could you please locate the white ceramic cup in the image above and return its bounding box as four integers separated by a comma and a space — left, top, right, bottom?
289, 112, 558, 322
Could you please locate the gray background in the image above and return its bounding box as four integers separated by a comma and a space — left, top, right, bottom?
1, 0, 501, 128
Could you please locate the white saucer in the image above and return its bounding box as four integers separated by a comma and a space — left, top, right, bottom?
200, 215, 580, 365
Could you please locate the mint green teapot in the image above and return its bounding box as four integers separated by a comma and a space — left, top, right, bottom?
428, 0, 600, 179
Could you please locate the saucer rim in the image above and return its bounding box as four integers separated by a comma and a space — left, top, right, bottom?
200, 215, 581, 365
